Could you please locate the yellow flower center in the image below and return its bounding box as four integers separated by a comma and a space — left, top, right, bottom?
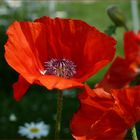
30, 128, 40, 133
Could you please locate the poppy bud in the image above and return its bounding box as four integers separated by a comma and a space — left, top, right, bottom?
107, 5, 128, 30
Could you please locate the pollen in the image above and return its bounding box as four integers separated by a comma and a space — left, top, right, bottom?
30, 128, 39, 133
44, 58, 76, 79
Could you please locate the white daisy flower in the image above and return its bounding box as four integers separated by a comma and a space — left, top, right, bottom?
18, 121, 49, 139
9, 113, 17, 122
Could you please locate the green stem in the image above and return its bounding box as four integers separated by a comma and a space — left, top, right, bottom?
123, 24, 129, 31
105, 25, 117, 36
132, 125, 138, 140
55, 90, 63, 140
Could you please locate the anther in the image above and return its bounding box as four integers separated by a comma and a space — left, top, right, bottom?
44, 58, 76, 79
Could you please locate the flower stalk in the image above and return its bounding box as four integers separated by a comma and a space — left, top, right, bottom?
55, 90, 63, 140
132, 125, 138, 140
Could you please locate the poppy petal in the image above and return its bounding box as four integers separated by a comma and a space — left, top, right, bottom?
5, 21, 45, 83
124, 31, 140, 61
124, 31, 140, 72
13, 75, 30, 101
35, 16, 116, 82
97, 31, 140, 91
75, 28, 116, 82
96, 56, 136, 91
112, 85, 140, 127
37, 75, 84, 90
70, 88, 114, 139
71, 86, 140, 140
88, 110, 127, 140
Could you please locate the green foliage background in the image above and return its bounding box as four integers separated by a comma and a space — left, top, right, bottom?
0, 0, 140, 139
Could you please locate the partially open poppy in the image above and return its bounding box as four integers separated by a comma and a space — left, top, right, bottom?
124, 31, 140, 71
70, 85, 140, 140
96, 31, 140, 91
96, 56, 137, 91
4, 16, 116, 100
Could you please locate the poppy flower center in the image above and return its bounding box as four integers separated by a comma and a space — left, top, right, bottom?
44, 58, 76, 79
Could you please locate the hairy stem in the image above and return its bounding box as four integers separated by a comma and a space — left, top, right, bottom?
55, 90, 63, 140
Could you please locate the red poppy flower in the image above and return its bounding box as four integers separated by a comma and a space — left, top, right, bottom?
96, 31, 140, 91
70, 85, 140, 140
96, 56, 137, 91
124, 31, 140, 71
4, 16, 116, 100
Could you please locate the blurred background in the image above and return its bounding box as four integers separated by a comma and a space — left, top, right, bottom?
0, 0, 140, 139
